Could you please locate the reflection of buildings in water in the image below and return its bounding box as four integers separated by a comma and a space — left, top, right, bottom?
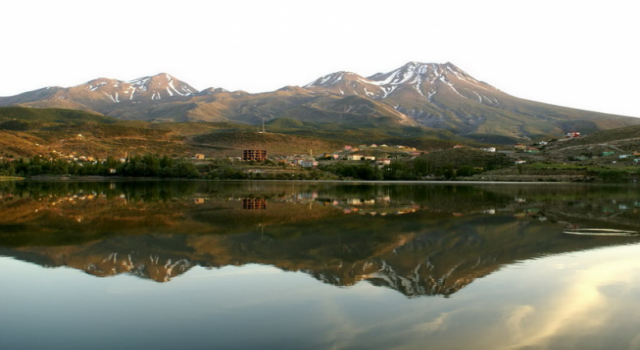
276, 192, 318, 204
226, 192, 319, 205
242, 198, 266, 210
4, 189, 640, 298
322, 196, 417, 216
294, 192, 318, 201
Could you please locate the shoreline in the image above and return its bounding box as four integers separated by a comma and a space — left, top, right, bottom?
0, 176, 24, 181
13, 175, 630, 186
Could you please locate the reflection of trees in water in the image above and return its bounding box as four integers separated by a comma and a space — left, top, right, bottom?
2, 209, 639, 297
0, 181, 200, 202
2, 182, 639, 234
0, 181, 639, 298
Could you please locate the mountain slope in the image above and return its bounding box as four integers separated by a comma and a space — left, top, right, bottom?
1, 63, 638, 142
305, 62, 640, 140
1, 73, 198, 114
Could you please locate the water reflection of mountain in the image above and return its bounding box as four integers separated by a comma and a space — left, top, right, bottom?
0, 181, 639, 297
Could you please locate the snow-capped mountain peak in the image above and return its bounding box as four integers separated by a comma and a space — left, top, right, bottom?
304, 71, 360, 88
38, 73, 201, 104
303, 62, 498, 102
127, 73, 197, 99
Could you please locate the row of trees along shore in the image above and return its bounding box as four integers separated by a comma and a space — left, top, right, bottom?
0, 155, 200, 178
1, 153, 636, 182
0, 154, 492, 180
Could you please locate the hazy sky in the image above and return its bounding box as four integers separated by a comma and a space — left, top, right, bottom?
2, 0, 638, 117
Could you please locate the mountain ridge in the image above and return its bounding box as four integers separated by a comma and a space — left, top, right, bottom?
2, 62, 638, 142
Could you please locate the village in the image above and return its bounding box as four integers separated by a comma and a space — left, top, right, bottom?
2, 129, 640, 181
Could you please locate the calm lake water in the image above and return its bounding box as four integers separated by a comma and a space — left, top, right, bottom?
1, 181, 640, 349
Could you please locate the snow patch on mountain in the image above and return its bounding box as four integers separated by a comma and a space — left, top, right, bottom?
129, 77, 151, 91
168, 80, 187, 96
303, 62, 499, 104
103, 92, 117, 103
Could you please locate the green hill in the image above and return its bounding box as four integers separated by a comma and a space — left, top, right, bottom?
548, 124, 640, 150
0, 107, 116, 124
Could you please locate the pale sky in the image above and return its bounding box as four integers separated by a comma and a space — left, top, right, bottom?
1, 0, 638, 117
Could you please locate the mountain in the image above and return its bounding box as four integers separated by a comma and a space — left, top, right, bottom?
304, 62, 640, 141
2, 63, 639, 142
0, 73, 197, 115
304, 62, 494, 101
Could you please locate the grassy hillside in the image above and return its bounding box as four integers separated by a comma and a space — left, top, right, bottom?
0, 107, 115, 124
0, 108, 350, 158
546, 124, 640, 150
191, 131, 345, 156
6, 106, 636, 169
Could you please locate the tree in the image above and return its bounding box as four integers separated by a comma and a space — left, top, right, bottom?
172, 160, 201, 179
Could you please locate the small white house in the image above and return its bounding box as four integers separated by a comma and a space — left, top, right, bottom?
514, 160, 527, 165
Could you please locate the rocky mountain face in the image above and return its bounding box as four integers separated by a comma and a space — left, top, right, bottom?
305, 62, 496, 102
305, 62, 506, 129
305, 62, 640, 140
2, 63, 639, 141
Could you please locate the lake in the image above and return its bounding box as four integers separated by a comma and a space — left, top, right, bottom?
1, 181, 640, 349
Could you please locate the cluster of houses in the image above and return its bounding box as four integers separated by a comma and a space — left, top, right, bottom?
235, 144, 419, 169
231, 143, 505, 169
566, 149, 640, 164
566, 131, 582, 138
601, 150, 640, 164
316, 144, 419, 164
48, 150, 126, 164
513, 144, 541, 153
0, 148, 128, 169
511, 130, 640, 165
